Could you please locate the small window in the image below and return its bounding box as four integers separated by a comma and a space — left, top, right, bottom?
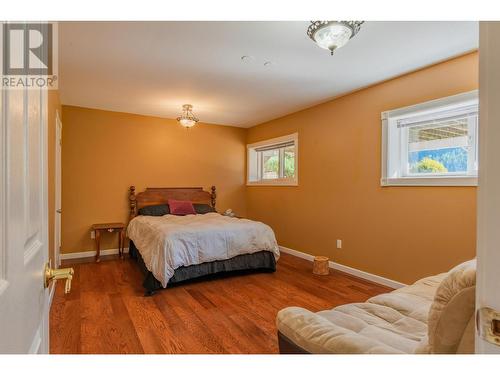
247, 133, 298, 186
381, 91, 478, 186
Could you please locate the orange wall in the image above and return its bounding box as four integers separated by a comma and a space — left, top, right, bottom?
48, 90, 62, 264
246, 52, 478, 284
61, 106, 247, 254
61, 53, 478, 284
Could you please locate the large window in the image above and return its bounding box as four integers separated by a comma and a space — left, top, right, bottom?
381, 91, 478, 186
247, 133, 298, 186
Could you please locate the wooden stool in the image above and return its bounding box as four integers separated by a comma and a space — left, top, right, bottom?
313, 256, 330, 275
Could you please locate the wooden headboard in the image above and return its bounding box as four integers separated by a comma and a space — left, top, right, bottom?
129, 186, 216, 221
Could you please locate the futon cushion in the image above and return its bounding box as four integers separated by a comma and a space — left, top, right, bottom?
138, 204, 170, 216
276, 283, 435, 354
277, 306, 412, 354
168, 199, 196, 215
426, 259, 476, 354
368, 273, 447, 323
276, 259, 476, 354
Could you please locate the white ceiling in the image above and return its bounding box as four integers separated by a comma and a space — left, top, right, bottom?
59, 21, 478, 128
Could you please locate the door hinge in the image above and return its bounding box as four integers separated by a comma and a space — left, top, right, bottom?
477, 307, 500, 346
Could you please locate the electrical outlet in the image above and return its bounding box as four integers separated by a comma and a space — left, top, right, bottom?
90, 230, 95, 239
336, 239, 342, 249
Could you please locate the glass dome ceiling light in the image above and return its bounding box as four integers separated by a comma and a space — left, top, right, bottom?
307, 21, 364, 55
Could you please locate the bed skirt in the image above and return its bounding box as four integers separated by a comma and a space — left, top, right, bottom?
129, 241, 277, 294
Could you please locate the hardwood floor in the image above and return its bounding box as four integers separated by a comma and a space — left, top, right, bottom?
50, 253, 391, 354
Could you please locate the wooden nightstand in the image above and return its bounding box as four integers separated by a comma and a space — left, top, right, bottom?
91, 222, 126, 262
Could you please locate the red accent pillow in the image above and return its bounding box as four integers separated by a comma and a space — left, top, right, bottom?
168, 199, 196, 216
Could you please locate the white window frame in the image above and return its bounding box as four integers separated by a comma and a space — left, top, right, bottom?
381, 90, 479, 187
247, 133, 298, 186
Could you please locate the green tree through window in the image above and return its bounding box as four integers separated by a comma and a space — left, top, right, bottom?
410, 157, 448, 173
263, 148, 295, 178
284, 148, 295, 178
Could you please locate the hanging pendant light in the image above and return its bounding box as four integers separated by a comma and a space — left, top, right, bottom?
177, 104, 199, 128
307, 21, 364, 55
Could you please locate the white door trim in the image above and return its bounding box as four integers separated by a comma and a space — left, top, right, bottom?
475, 21, 500, 354
55, 110, 62, 268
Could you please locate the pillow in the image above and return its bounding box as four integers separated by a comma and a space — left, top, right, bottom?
427, 259, 476, 354
138, 204, 170, 216
193, 203, 216, 214
168, 199, 196, 215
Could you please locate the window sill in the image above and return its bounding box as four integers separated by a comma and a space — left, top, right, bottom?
247, 179, 298, 187
381, 176, 478, 187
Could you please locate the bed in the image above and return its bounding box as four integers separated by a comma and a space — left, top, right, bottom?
127, 186, 279, 295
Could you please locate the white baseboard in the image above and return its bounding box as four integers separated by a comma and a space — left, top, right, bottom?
60, 247, 129, 260
279, 246, 315, 262
279, 245, 407, 289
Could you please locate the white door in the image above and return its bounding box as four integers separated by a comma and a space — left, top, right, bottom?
55, 111, 62, 267
476, 21, 500, 354
0, 75, 50, 351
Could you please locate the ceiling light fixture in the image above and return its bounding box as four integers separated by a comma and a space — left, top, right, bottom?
176, 104, 199, 128
307, 21, 364, 55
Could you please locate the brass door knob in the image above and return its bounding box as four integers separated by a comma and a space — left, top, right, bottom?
44, 263, 74, 294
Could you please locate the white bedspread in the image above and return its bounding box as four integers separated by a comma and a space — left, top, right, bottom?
127, 213, 280, 287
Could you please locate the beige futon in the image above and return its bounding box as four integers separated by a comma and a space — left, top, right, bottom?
276, 259, 476, 354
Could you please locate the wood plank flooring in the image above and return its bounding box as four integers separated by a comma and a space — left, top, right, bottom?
50, 253, 391, 354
